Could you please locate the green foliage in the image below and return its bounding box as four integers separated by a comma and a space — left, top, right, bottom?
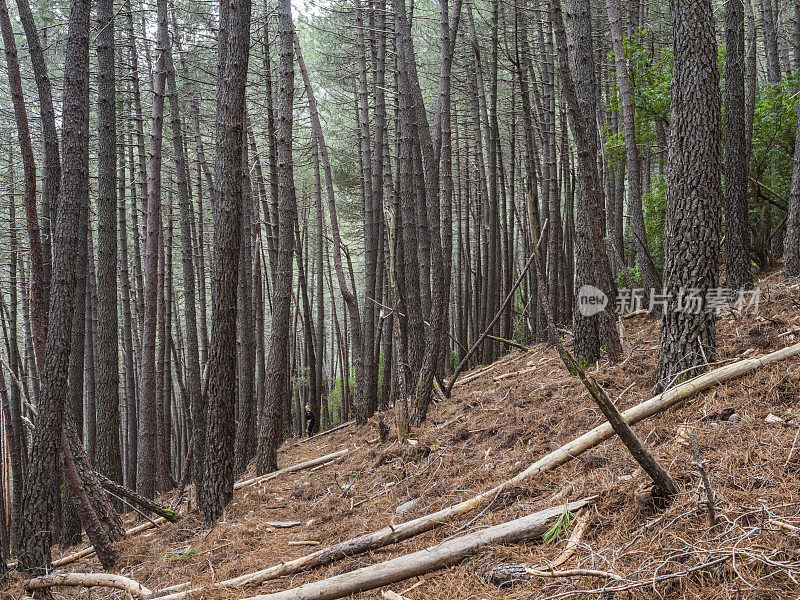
163, 546, 200, 560
327, 375, 356, 422
626, 35, 671, 123
449, 349, 459, 371
543, 508, 575, 545
749, 78, 799, 203
643, 174, 667, 272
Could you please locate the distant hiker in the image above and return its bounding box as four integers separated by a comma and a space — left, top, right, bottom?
305, 404, 315, 438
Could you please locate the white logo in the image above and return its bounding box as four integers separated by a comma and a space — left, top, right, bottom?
576, 285, 608, 317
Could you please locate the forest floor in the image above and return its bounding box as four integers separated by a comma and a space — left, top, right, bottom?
7, 270, 800, 600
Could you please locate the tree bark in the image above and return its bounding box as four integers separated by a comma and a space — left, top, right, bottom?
164, 7, 204, 489
724, 0, 753, 288
13, 0, 58, 351
95, 0, 123, 487
200, 0, 251, 523
17, 0, 90, 572
138, 0, 168, 501
656, 0, 722, 389
548, 0, 621, 362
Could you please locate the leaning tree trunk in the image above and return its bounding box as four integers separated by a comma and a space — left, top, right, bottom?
13, 0, 58, 357
656, 0, 722, 389
200, 0, 251, 523
548, 0, 621, 362
17, 0, 91, 572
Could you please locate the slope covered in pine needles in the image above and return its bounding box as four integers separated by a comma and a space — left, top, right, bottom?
9, 271, 800, 599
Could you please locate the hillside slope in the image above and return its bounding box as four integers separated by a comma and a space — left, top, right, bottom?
10, 271, 800, 599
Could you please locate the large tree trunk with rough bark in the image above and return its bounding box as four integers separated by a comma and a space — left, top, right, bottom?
656, 0, 722, 389
724, 0, 753, 288
138, 0, 168, 501
17, 0, 91, 571
95, 0, 123, 488
200, 0, 251, 523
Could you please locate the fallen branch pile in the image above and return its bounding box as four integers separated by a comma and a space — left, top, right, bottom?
239, 498, 594, 600
162, 342, 800, 593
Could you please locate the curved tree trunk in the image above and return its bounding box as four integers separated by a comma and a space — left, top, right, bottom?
17, 0, 91, 571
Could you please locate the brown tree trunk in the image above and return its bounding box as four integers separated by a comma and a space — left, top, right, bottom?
164, 9, 204, 489
17, 0, 91, 571
725, 0, 754, 287
548, 0, 621, 362
137, 0, 168, 501
656, 0, 722, 389
200, 0, 251, 522
95, 0, 123, 488
0, 0, 46, 370
13, 0, 58, 346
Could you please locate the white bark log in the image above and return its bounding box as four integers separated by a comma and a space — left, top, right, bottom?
236, 449, 349, 487
242, 499, 592, 600
24, 572, 153, 599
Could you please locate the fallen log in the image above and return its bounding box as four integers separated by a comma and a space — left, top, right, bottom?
50, 449, 349, 569
288, 540, 320, 546
24, 572, 153, 599
51, 517, 169, 568
236, 449, 349, 488
95, 471, 181, 522
242, 499, 593, 600
299, 420, 355, 443
210, 343, 800, 590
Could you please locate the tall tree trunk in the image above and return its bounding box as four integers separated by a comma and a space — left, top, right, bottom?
138, 0, 168, 501
604, 0, 659, 294
17, 0, 91, 571
355, 0, 379, 423
656, 0, 722, 389
256, 0, 294, 473
95, 0, 123, 487
725, 0, 753, 288
164, 10, 204, 489
119, 129, 139, 490
548, 0, 621, 362
0, 0, 46, 370
200, 0, 251, 522
61, 142, 90, 549
235, 139, 256, 473
393, 0, 448, 425
14, 0, 58, 346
